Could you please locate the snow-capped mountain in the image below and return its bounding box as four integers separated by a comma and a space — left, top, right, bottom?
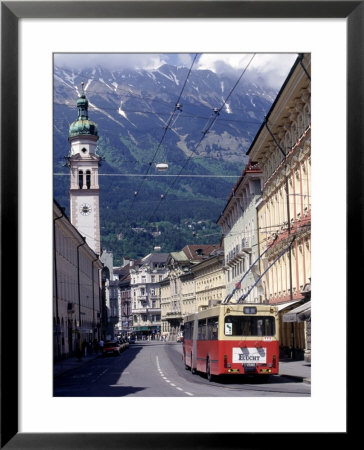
54, 63, 276, 167
53, 63, 278, 261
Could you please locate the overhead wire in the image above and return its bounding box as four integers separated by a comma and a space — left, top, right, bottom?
125, 53, 199, 216
146, 54, 257, 222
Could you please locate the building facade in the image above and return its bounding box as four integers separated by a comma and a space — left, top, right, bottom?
130, 253, 169, 340
115, 261, 133, 336
191, 250, 226, 311
217, 161, 264, 303
53, 200, 102, 361
247, 53, 311, 361
161, 244, 222, 341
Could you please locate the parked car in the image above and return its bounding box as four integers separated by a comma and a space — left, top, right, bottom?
102, 340, 121, 356
128, 335, 136, 344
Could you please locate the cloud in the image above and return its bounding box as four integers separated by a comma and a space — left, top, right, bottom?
196, 53, 298, 89
54, 53, 170, 71
54, 52, 298, 89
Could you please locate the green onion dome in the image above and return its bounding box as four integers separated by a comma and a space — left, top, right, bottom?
68, 84, 98, 140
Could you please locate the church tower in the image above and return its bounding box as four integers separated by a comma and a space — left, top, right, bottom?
67, 83, 101, 255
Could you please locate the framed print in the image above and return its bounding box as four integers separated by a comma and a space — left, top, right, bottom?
1, 1, 360, 448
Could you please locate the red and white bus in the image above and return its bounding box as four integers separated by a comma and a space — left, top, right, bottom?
182, 303, 279, 381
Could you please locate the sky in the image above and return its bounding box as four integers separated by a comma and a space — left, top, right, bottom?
54, 52, 298, 89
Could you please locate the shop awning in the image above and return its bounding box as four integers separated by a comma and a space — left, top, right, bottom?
276, 300, 303, 312
283, 301, 311, 322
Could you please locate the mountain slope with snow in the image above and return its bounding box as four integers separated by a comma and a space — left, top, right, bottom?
53, 63, 278, 261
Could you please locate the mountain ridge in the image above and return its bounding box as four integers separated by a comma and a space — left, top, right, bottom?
53, 63, 277, 263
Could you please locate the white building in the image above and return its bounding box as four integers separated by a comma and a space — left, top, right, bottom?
53, 200, 102, 360
130, 253, 169, 340
217, 161, 264, 303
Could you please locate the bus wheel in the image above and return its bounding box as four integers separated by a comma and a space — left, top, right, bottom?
206, 359, 213, 382
191, 354, 196, 374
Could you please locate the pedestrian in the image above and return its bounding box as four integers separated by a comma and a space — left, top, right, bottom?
98, 338, 104, 353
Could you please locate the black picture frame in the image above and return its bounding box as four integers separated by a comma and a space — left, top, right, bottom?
1, 1, 358, 448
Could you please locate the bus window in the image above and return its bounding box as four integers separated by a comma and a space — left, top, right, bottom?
198, 319, 207, 340
184, 322, 191, 340
224, 316, 275, 336
207, 317, 218, 340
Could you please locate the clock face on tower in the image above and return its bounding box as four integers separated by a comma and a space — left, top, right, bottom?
80, 203, 92, 216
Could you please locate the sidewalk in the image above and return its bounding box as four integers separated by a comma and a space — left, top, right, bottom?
279, 358, 311, 384
54, 353, 100, 378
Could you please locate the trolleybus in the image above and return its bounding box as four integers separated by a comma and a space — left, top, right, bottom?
182, 303, 279, 381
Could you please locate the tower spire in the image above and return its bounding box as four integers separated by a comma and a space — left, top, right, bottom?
69, 83, 98, 139
77, 82, 88, 120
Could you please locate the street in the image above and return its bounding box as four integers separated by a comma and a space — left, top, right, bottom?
54, 342, 310, 397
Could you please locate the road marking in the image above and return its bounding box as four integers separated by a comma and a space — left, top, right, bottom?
156, 356, 194, 396
91, 368, 109, 383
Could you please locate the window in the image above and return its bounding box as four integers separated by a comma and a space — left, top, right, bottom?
224, 315, 275, 336
198, 319, 207, 340
184, 322, 191, 340
207, 317, 219, 340
78, 170, 83, 189
86, 170, 91, 189
184, 321, 194, 340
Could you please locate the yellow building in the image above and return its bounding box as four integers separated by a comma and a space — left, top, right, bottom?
192, 250, 226, 311
160, 245, 221, 340
247, 53, 311, 361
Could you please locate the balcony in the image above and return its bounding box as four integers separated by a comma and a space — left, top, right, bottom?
132, 308, 147, 314
165, 311, 182, 320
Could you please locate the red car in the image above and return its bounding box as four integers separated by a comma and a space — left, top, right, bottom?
102, 340, 121, 356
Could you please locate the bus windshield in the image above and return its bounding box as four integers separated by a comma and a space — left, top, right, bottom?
224, 315, 275, 337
